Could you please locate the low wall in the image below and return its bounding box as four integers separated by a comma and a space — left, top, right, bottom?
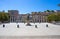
0, 35, 60, 39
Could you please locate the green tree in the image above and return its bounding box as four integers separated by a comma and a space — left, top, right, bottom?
58, 4, 60, 7
46, 10, 51, 12
0, 12, 10, 23
47, 14, 58, 22
51, 10, 55, 12
56, 13, 60, 21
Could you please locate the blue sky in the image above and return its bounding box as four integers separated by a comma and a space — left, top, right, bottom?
0, 0, 60, 14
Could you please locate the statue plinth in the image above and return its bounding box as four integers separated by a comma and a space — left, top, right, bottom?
26, 23, 31, 26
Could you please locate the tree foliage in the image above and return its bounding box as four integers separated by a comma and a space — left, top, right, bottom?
0, 12, 10, 23
58, 4, 60, 7
47, 13, 60, 22
44, 10, 55, 13
46, 10, 51, 12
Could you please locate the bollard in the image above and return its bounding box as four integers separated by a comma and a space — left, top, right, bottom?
35, 25, 38, 28
46, 24, 48, 27
17, 24, 19, 28
3, 24, 5, 28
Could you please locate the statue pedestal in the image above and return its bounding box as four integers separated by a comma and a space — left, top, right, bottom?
26, 23, 31, 26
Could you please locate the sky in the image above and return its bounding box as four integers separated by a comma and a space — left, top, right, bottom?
0, 0, 60, 14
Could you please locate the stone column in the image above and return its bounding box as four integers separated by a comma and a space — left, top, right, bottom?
41, 16, 42, 22
11, 17, 13, 22
12, 16, 13, 22
10, 16, 11, 22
